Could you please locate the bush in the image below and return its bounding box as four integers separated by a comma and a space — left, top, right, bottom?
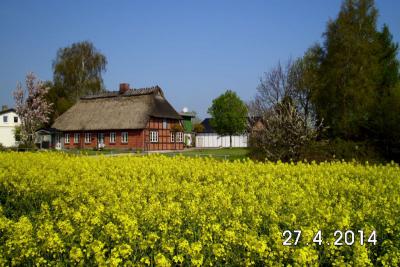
249, 102, 321, 162
300, 139, 385, 163
0, 153, 399, 265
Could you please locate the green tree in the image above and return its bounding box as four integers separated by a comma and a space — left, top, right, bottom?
288, 46, 323, 127
208, 90, 248, 148
53, 41, 107, 103
369, 24, 400, 158
312, 0, 381, 139
193, 123, 204, 133
45, 81, 73, 125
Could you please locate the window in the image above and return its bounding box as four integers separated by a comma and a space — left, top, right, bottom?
110, 132, 116, 143
74, 133, 80, 144
65, 133, 70, 144
98, 133, 104, 145
176, 132, 183, 143
163, 119, 167, 129
121, 132, 128, 143
170, 132, 175, 142
150, 131, 158, 143
3, 116, 7, 123
14, 117, 18, 123
85, 133, 91, 144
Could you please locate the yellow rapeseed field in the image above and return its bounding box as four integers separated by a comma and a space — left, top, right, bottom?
0, 152, 399, 266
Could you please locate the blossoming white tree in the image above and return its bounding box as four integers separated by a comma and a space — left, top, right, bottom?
13, 72, 52, 148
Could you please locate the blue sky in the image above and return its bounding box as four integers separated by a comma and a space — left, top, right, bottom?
0, 0, 399, 119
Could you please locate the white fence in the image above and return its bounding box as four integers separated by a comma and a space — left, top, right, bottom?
195, 133, 248, 148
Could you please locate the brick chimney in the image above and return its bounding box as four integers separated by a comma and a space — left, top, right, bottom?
119, 83, 130, 94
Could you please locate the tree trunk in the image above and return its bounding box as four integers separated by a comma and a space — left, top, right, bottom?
230, 135, 232, 148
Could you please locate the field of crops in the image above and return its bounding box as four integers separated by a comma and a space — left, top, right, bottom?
0, 153, 399, 266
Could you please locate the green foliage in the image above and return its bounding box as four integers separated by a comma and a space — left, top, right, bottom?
46, 41, 107, 125
170, 124, 184, 132
368, 24, 400, 160
208, 90, 248, 147
13, 126, 21, 142
301, 0, 400, 161
299, 139, 384, 163
44, 81, 72, 125
52, 41, 107, 103
0, 153, 400, 265
312, 0, 381, 139
193, 123, 204, 133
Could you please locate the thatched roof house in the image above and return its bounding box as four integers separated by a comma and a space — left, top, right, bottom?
52, 84, 184, 151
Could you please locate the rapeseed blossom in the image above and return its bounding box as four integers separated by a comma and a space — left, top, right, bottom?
0, 152, 399, 265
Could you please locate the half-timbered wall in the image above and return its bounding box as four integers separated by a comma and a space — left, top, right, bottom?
144, 117, 184, 151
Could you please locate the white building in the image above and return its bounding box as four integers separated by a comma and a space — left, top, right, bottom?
0, 108, 20, 147
195, 118, 248, 148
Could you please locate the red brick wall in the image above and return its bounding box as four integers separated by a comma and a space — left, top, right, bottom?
62, 130, 144, 150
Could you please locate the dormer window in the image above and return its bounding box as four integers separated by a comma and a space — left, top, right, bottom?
3, 116, 7, 123
14, 117, 18, 123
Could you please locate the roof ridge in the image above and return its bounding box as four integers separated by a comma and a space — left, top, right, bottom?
81, 85, 163, 100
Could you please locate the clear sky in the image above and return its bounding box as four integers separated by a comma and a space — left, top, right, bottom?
0, 0, 399, 119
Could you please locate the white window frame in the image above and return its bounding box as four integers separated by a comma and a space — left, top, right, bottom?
121, 132, 128, 143
163, 119, 168, 129
170, 132, 175, 142
176, 132, 183, 143
150, 131, 158, 143
3, 116, 7, 123
110, 132, 116, 143
85, 133, 91, 144
65, 133, 70, 144
74, 133, 80, 144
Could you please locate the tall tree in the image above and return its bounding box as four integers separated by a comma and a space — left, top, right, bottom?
289, 45, 324, 126
13, 73, 53, 148
208, 90, 248, 148
53, 41, 107, 102
369, 24, 400, 157
313, 0, 381, 139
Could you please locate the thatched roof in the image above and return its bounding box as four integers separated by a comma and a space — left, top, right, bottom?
52, 86, 182, 131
